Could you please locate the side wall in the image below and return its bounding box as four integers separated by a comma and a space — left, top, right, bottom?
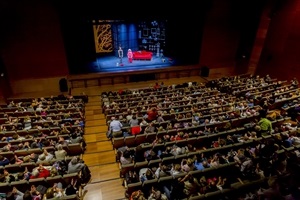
256, 0, 300, 81
0, 0, 69, 95
199, 0, 265, 76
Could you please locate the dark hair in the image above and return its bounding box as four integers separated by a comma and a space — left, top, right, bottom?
123, 150, 131, 158
23, 191, 33, 200
259, 109, 267, 118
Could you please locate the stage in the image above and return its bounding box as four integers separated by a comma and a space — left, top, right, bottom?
67, 55, 202, 88
86, 55, 174, 73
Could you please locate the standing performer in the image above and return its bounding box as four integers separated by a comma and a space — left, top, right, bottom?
118, 46, 123, 66
127, 49, 133, 63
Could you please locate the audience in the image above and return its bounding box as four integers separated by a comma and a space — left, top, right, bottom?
0, 94, 86, 199
102, 75, 300, 199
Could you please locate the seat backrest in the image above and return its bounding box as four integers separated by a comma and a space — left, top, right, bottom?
67, 143, 83, 156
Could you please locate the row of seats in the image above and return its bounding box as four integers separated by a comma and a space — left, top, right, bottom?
0, 142, 84, 158
0, 95, 87, 199
113, 112, 290, 150
124, 130, 299, 199
119, 125, 292, 179
0, 124, 82, 136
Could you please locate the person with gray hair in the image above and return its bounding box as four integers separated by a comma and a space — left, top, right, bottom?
55, 144, 67, 160
67, 156, 84, 174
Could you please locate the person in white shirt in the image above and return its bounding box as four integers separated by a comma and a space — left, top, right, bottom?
108, 117, 123, 138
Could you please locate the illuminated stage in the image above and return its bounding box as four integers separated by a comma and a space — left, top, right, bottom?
87, 55, 174, 73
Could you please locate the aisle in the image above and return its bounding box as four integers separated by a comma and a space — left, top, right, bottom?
81, 95, 125, 200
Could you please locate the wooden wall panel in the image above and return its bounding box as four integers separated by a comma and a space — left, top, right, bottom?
10, 76, 67, 95
257, 0, 300, 81
1, 0, 69, 81
200, 1, 240, 69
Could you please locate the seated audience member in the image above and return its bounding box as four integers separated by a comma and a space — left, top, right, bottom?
28, 153, 39, 163
57, 136, 69, 146
70, 132, 83, 144
181, 174, 201, 198
257, 177, 284, 199
148, 186, 168, 200
181, 158, 195, 173
14, 155, 23, 165
140, 118, 148, 126
22, 185, 42, 200
154, 163, 171, 179
2, 169, 16, 183
0, 155, 10, 166
67, 156, 85, 174
23, 116, 32, 130
54, 144, 67, 160
139, 168, 155, 183
30, 164, 51, 179
44, 182, 66, 199
256, 109, 273, 136
120, 149, 133, 165
144, 122, 155, 133
170, 163, 183, 176
156, 112, 165, 123
146, 107, 158, 122
6, 186, 24, 200
37, 149, 53, 162
129, 115, 139, 127
133, 145, 145, 163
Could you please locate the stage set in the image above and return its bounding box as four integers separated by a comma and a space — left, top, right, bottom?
66, 19, 202, 88
87, 51, 173, 73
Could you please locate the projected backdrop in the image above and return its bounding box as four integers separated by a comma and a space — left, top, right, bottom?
93, 19, 167, 58
62, 15, 202, 74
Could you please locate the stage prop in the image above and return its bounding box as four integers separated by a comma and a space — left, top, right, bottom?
132, 51, 153, 60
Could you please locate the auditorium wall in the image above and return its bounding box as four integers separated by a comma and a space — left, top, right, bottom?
256, 0, 300, 81
199, 0, 265, 76
0, 0, 68, 95
1, 0, 299, 97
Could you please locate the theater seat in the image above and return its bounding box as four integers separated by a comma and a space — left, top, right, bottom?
0, 182, 10, 194
46, 175, 63, 187
62, 173, 79, 187
29, 177, 47, 187
47, 194, 80, 200
10, 180, 29, 193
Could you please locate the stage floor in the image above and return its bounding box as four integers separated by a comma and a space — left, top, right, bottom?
86, 55, 174, 73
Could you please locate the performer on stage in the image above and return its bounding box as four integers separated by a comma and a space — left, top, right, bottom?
127, 49, 133, 63
118, 46, 123, 66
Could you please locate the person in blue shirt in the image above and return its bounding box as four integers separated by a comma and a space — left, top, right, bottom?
0, 155, 10, 166
194, 153, 210, 170
107, 117, 123, 139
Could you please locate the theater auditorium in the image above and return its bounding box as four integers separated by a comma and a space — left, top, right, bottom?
1, 0, 300, 200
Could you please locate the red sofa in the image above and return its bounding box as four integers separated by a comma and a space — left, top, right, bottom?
132, 51, 152, 60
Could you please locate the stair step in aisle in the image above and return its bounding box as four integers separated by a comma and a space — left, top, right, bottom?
82, 95, 125, 199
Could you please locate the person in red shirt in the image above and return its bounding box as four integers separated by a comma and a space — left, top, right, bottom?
147, 107, 158, 122
154, 82, 160, 89
30, 164, 50, 179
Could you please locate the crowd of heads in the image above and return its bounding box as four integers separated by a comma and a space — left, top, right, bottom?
102, 75, 300, 200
